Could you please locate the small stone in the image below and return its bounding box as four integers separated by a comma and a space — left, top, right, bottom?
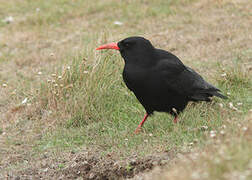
51, 73, 56, 77
220, 130, 225, 135
47, 79, 51, 83
83, 71, 89, 74
54, 84, 58, 87
50, 53, 55, 57
227, 92, 231, 95
149, 133, 153, 137
219, 103, 224, 108
237, 102, 243, 106
2, 83, 7, 87
38, 71, 42, 75
242, 127, 248, 131
67, 66, 70, 70
58, 75, 62, 79
144, 139, 148, 143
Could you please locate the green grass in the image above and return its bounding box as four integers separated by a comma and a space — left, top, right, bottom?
1, 0, 251, 178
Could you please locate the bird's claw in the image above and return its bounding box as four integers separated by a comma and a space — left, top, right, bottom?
134, 127, 142, 134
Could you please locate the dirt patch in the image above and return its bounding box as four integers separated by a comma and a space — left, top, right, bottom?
4, 150, 176, 180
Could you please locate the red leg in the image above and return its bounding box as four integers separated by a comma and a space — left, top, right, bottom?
173, 116, 178, 124
134, 113, 149, 134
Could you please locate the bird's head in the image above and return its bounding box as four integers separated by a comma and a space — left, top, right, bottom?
96, 36, 155, 66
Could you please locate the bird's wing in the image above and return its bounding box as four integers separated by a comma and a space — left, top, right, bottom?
158, 59, 227, 101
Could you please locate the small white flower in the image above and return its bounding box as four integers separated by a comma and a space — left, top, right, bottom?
113, 21, 123, 26
201, 125, 208, 130
38, 71, 42, 75
210, 133, 216, 138
83, 71, 89, 74
2, 83, 7, 87
54, 84, 58, 87
47, 79, 51, 83
22, 98, 28, 104
227, 92, 231, 95
36, 8, 40, 12
58, 76, 62, 79
229, 102, 238, 111
125, 138, 128, 141
237, 102, 243, 106
210, 130, 216, 134
220, 130, 225, 135
188, 142, 194, 146
67, 66, 70, 70
221, 73, 227, 77
219, 103, 223, 108
144, 139, 148, 143
2, 16, 14, 23
149, 133, 153, 137
242, 127, 248, 131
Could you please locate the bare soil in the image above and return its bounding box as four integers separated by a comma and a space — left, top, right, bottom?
4, 150, 176, 179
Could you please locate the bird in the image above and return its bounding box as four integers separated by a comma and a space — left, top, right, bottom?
96, 36, 227, 133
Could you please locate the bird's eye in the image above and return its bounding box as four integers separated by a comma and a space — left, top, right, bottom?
124, 42, 130, 48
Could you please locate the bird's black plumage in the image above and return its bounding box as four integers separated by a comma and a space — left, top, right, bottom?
97, 36, 227, 132
118, 36, 227, 116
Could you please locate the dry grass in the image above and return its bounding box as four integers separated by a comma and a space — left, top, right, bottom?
132, 113, 252, 180
0, 0, 251, 179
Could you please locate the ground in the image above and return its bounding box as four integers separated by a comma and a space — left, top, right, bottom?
0, 0, 251, 179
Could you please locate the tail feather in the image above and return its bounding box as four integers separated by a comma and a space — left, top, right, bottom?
190, 90, 228, 102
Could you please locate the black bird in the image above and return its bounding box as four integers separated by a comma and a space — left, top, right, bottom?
96, 36, 227, 133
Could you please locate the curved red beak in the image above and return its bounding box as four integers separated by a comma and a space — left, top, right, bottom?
96, 42, 119, 50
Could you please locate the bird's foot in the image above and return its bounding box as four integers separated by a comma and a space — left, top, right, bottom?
134, 126, 142, 134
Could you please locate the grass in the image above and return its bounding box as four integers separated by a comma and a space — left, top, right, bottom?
144, 113, 252, 180
0, 0, 251, 178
